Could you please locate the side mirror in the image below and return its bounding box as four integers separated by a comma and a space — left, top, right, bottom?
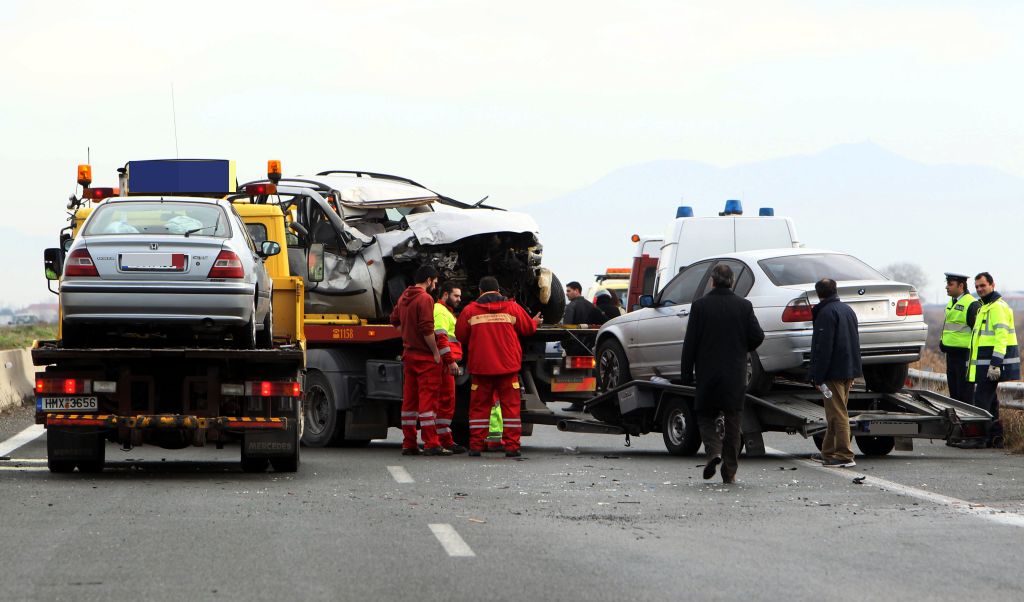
639, 294, 655, 308
259, 241, 281, 258
44, 248, 62, 281
308, 243, 325, 283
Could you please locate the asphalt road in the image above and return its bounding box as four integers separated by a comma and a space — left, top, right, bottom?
0, 404, 1022, 602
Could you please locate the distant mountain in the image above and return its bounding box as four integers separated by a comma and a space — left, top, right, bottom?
525, 142, 1024, 303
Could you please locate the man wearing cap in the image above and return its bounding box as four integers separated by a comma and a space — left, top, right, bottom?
940, 272, 980, 404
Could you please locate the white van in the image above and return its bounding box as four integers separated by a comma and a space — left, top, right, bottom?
655, 201, 800, 291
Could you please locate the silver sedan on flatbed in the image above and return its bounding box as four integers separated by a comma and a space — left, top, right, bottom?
595, 248, 928, 395
60, 197, 279, 348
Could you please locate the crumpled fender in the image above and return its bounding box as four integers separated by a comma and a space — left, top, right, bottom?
537, 267, 552, 305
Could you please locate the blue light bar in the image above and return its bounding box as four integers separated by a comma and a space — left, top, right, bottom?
127, 159, 236, 195
723, 199, 743, 215
759, 207, 774, 216
676, 206, 694, 218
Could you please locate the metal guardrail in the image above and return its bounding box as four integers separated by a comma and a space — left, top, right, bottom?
908, 368, 1024, 411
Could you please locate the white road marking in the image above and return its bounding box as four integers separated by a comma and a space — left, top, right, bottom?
766, 446, 1024, 529
0, 466, 49, 472
428, 523, 476, 557
0, 458, 47, 464
387, 465, 415, 484
0, 425, 45, 457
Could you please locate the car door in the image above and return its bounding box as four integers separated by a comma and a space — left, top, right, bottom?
632, 260, 713, 379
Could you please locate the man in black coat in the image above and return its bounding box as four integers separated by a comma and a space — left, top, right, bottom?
681, 264, 765, 484
808, 278, 862, 468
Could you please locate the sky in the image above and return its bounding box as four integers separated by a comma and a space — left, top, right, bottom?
2, 0, 1023, 306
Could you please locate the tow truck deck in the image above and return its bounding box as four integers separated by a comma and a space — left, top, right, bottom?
521, 379, 993, 457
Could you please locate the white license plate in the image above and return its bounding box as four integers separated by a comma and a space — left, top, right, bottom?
120, 253, 187, 271
850, 301, 887, 321
39, 397, 99, 412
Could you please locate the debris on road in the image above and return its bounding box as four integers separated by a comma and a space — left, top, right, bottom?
853, 476, 867, 484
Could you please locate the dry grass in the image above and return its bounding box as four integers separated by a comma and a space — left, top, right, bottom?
1001, 409, 1024, 454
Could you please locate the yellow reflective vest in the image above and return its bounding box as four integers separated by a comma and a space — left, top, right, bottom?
941, 293, 976, 349
968, 294, 1019, 382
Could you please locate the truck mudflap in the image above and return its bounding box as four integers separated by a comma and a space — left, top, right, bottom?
45, 414, 289, 431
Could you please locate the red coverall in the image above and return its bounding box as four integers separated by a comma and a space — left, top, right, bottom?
455, 293, 537, 452
391, 285, 442, 451
434, 302, 462, 449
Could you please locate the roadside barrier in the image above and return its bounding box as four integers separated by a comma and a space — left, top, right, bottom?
0, 348, 35, 413
908, 368, 1024, 411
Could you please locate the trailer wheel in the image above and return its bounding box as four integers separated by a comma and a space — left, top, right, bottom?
661, 399, 701, 456
77, 440, 106, 474
301, 370, 341, 447
597, 338, 631, 392
863, 364, 909, 394
856, 435, 895, 456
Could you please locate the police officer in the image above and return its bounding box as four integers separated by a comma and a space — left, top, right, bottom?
940, 272, 980, 404
961, 272, 1018, 449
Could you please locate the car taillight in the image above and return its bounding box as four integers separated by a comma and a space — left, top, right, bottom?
896, 298, 923, 316
65, 248, 98, 277
208, 250, 244, 279
36, 378, 89, 394
781, 298, 814, 322
566, 356, 596, 370
245, 381, 302, 397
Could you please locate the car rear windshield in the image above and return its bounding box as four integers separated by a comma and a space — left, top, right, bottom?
757, 254, 884, 286
84, 202, 229, 237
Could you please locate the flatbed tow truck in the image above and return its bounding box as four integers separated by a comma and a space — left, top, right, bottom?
533, 378, 992, 457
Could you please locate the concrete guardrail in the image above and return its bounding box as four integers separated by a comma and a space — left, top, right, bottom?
0, 348, 35, 414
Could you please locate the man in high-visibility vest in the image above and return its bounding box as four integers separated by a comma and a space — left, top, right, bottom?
961, 272, 1018, 449
940, 272, 980, 404
434, 281, 467, 454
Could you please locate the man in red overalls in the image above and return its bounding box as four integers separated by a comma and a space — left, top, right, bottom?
390, 265, 453, 456
455, 276, 541, 457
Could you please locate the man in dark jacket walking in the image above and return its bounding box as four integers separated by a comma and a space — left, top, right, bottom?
680, 264, 764, 484
562, 281, 607, 325
808, 278, 863, 468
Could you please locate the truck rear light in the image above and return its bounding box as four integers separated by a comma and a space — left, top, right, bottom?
83, 187, 119, 201
36, 378, 90, 394
244, 183, 277, 196
221, 383, 245, 396
65, 248, 99, 277
781, 298, 814, 323
208, 250, 244, 279
245, 381, 301, 397
896, 298, 923, 316
566, 356, 596, 370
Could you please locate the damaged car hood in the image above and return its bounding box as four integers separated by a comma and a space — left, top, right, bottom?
405, 206, 539, 246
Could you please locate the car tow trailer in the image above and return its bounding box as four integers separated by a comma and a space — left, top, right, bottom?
521, 380, 993, 457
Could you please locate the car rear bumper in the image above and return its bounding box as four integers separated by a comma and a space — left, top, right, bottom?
61, 281, 255, 326
758, 322, 928, 373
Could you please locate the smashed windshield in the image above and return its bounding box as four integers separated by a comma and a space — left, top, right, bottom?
83, 202, 229, 237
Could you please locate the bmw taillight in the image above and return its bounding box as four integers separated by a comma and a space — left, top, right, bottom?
781, 298, 814, 323
896, 291, 923, 316
208, 250, 244, 279
64, 248, 98, 277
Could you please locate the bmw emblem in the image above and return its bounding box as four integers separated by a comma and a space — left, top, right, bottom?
858, 288, 866, 295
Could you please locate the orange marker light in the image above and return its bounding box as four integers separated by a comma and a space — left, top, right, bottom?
268, 160, 282, 183
77, 164, 92, 187
630, 234, 640, 243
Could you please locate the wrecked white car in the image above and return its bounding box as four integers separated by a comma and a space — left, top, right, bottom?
238, 171, 566, 323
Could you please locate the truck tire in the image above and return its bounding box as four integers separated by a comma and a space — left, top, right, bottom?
597, 338, 631, 392
301, 370, 341, 447
661, 398, 701, 456
863, 364, 909, 394
541, 273, 567, 324
256, 303, 274, 349
745, 351, 773, 397
241, 456, 269, 473
856, 435, 895, 456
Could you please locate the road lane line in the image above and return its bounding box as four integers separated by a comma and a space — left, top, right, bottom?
387, 465, 415, 483
428, 524, 476, 557
0, 466, 49, 472
766, 446, 1024, 529
0, 458, 47, 464
0, 425, 45, 457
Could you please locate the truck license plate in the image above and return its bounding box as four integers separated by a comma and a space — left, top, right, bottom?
38, 397, 99, 412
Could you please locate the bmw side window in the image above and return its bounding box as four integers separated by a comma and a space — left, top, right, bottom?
659, 261, 711, 306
